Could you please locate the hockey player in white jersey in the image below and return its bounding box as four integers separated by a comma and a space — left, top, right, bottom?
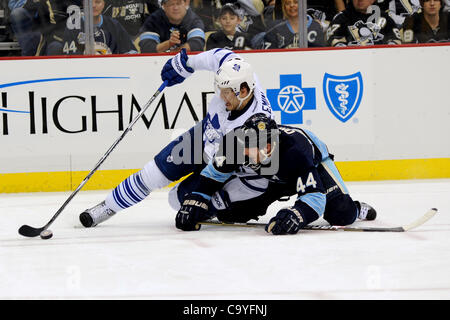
79, 48, 274, 228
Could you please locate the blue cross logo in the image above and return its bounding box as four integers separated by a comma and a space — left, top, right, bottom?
267, 74, 316, 124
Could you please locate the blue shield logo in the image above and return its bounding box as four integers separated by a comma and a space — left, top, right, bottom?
323, 72, 363, 123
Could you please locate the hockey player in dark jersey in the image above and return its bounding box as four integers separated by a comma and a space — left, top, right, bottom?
138, 0, 205, 53
401, 0, 450, 43
327, 0, 402, 46
53, 0, 137, 55
206, 3, 252, 50
174, 113, 376, 235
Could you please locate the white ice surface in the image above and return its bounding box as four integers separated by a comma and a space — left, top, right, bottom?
1, 179, 450, 300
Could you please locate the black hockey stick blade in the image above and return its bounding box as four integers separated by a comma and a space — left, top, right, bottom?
18, 225, 45, 237
199, 208, 437, 233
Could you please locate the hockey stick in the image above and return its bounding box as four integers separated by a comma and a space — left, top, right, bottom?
18, 81, 168, 238
198, 208, 437, 232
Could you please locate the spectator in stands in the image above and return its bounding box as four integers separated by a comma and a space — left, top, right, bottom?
263, 0, 325, 48
444, 0, 450, 12
103, 0, 159, 41
401, 0, 449, 43
262, 0, 284, 30
47, 0, 137, 54
190, 0, 221, 31
263, 0, 346, 31
326, 0, 402, 46
138, 0, 205, 53
307, 0, 346, 31
385, 0, 422, 28
262, 0, 278, 29
221, 0, 266, 42
205, 2, 252, 49
8, 0, 40, 55
32, 0, 82, 55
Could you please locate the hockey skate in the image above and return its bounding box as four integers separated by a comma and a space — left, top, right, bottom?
356, 201, 377, 221
79, 201, 116, 227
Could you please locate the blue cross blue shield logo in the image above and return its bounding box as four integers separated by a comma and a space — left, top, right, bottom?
267, 74, 316, 124
323, 72, 363, 123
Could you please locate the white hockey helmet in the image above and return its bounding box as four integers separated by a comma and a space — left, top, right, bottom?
214, 58, 256, 101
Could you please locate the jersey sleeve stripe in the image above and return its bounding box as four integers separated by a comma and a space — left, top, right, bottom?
298, 192, 326, 216
320, 158, 349, 194
187, 28, 205, 39
139, 32, 161, 43
201, 162, 232, 183
191, 192, 212, 201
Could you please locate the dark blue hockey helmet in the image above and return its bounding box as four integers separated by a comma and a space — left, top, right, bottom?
238, 113, 279, 167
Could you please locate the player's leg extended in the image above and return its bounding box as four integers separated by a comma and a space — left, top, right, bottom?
80, 121, 206, 227
319, 157, 376, 226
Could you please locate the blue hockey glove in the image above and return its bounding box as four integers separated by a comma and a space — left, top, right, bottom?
161, 48, 194, 87
266, 207, 306, 235
175, 193, 211, 231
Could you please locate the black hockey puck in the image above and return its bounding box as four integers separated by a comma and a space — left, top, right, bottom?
40, 229, 53, 240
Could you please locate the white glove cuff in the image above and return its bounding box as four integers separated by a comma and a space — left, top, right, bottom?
171, 53, 194, 78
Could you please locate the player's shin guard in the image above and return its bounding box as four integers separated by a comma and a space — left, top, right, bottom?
80, 160, 172, 227
80, 171, 150, 228
105, 170, 151, 212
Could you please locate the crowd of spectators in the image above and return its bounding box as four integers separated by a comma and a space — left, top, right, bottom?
0, 0, 449, 56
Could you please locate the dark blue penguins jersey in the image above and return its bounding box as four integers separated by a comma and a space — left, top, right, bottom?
263, 16, 326, 49
195, 125, 329, 202
138, 8, 205, 52
61, 15, 137, 55
327, 2, 402, 46
386, 0, 422, 27
104, 0, 159, 37
205, 30, 252, 50
401, 12, 450, 43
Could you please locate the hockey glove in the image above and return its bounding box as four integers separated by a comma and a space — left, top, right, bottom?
175, 193, 211, 231
265, 207, 306, 235
161, 48, 194, 87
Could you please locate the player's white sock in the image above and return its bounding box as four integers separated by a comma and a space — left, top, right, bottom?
80, 160, 173, 227
105, 160, 172, 212
105, 171, 151, 212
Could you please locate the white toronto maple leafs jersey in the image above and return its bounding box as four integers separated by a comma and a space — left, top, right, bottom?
188, 48, 274, 161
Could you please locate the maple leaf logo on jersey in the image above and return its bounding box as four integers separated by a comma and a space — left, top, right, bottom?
214, 156, 226, 167
203, 114, 221, 142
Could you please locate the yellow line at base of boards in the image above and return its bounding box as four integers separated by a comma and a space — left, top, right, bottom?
0, 158, 449, 193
